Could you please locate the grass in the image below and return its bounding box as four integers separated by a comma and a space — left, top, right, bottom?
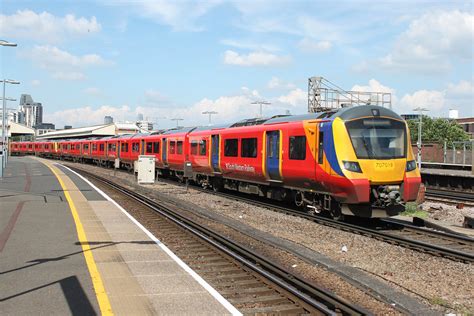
401, 202, 428, 218
429, 297, 453, 309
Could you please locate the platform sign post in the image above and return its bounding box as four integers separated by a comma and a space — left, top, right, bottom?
0, 154, 3, 178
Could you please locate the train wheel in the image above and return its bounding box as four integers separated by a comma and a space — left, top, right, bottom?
212, 178, 224, 192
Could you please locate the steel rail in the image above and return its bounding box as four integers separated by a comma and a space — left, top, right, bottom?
195, 188, 474, 263
72, 167, 368, 316
425, 187, 474, 203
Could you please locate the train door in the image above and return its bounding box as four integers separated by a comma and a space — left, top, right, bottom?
266, 130, 281, 181
140, 139, 145, 155
211, 134, 220, 172
162, 138, 167, 164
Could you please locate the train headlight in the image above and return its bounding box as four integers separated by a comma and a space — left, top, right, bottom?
406, 160, 417, 172
342, 161, 362, 173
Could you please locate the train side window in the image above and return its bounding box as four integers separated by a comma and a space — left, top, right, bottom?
121, 143, 128, 152
170, 141, 176, 154
289, 136, 306, 160
191, 141, 198, 155
92, 144, 97, 151
100, 144, 104, 151
153, 141, 160, 154
241, 138, 257, 158
224, 139, 238, 157
177, 141, 183, 154
132, 142, 139, 153
76, 144, 80, 150
146, 142, 153, 154
318, 131, 324, 164
199, 140, 207, 156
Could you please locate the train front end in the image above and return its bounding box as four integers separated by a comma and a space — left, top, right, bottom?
330, 106, 421, 217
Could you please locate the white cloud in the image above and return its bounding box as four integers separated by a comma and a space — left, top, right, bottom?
223, 50, 291, 66
0, 10, 101, 43
83, 87, 102, 96
351, 79, 395, 94
221, 39, 280, 52
267, 77, 295, 90
52, 72, 87, 81
31, 80, 41, 86
117, 0, 222, 31
349, 79, 472, 117
447, 80, 474, 97
144, 89, 168, 105
379, 10, 473, 72
399, 90, 446, 114
45, 105, 131, 128
277, 88, 307, 107
298, 38, 332, 53
21, 45, 112, 81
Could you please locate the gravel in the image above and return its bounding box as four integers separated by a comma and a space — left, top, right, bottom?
420, 201, 474, 226
64, 162, 474, 314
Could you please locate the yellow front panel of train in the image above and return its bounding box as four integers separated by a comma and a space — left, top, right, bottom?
358, 159, 406, 184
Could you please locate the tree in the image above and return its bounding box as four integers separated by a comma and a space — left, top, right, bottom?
406, 116, 470, 146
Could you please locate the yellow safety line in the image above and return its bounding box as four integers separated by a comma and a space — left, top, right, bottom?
47, 163, 114, 316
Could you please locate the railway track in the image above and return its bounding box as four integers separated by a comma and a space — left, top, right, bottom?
72, 167, 367, 315
425, 187, 474, 205
189, 186, 474, 263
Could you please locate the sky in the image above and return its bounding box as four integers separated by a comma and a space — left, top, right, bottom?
1, 0, 473, 129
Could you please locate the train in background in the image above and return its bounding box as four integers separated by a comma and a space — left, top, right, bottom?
11, 105, 421, 219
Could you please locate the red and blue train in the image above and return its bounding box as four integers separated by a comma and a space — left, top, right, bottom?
11, 105, 421, 219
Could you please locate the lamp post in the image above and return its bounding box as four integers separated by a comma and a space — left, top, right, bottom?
171, 118, 183, 128
0, 40, 17, 177
1, 80, 20, 173
0, 40, 17, 47
251, 100, 271, 118
202, 111, 218, 126
413, 107, 429, 170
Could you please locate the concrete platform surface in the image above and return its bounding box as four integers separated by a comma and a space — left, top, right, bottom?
421, 168, 473, 178
1, 157, 238, 315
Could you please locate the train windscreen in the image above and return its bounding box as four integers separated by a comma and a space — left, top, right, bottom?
345, 118, 406, 159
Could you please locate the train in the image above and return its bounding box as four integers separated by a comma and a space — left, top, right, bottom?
10, 105, 421, 219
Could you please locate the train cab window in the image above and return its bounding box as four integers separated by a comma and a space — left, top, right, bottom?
224, 139, 238, 157
289, 136, 306, 160
241, 138, 257, 158
146, 142, 153, 154
169, 141, 176, 154
177, 141, 183, 154
318, 132, 324, 164
153, 142, 160, 154
99, 144, 104, 151
132, 142, 139, 153
191, 141, 198, 155
199, 140, 207, 156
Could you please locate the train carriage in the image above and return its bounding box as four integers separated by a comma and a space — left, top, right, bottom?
8, 105, 421, 219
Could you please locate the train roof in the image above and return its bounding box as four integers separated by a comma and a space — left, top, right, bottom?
331, 105, 403, 121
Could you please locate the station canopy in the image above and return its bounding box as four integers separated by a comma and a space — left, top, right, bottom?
36, 123, 145, 140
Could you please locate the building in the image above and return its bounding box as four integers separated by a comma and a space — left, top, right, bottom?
104, 116, 114, 124
17, 94, 43, 128
34, 123, 56, 136
456, 117, 474, 139
136, 120, 153, 131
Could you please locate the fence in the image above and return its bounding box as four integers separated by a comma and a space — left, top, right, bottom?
412, 141, 473, 165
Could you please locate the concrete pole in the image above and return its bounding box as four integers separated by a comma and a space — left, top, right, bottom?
2, 80, 6, 171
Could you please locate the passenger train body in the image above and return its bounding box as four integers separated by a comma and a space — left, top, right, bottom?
11, 105, 421, 219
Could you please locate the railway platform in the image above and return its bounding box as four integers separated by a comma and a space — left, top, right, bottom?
0, 156, 238, 315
